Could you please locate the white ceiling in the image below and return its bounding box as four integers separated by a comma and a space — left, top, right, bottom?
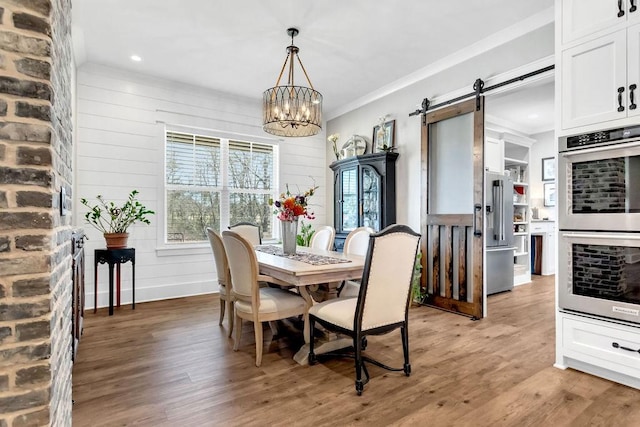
71, 0, 554, 120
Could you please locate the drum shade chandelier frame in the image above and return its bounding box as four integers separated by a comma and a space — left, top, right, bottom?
263, 28, 323, 137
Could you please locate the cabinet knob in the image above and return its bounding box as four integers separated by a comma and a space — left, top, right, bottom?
619, 0, 626, 17
631, 0, 637, 13
630, 84, 637, 110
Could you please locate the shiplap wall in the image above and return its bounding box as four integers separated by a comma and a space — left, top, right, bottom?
76, 63, 327, 309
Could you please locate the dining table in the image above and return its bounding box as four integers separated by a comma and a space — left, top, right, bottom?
255, 244, 365, 364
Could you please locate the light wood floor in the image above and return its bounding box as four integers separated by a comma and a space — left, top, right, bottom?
72, 276, 640, 426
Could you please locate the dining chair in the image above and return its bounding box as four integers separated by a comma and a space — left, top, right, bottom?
338, 226, 374, 298
206, 227, 235, 337
222, 230, 307, 367
228, 222, 261, 246
309, 225, 335, 251
308, 224, 421, 395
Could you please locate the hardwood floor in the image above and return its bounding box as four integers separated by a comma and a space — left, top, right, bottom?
72, 276, 640, 426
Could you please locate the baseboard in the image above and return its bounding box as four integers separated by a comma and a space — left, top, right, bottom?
86, 279, 219, 310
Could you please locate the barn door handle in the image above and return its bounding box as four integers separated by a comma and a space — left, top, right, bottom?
619, 0, 626, 17
618, 86, 626, 112
631, 0, 637, 13
630, 84, 637, 110
473, 203, 482, 236
612, 342, 640, 354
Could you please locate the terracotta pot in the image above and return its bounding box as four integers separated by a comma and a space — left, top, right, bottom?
104, 232, 129, 249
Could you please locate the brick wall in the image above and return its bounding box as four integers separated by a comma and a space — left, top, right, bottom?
0, 0, 73, 426
573, 244, 627, 297
572, 158, 626, 213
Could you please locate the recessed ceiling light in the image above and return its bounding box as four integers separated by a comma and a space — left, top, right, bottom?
130, 55, 142, 62
528, 113, 539, 119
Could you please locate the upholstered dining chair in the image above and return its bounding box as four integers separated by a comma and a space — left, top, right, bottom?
309, 225, 335, 251
338, 226, 374, 298
228, 222, 261, 246
206, 227, 234, 337
308, 224, 421, 395
222, 230, 307, 367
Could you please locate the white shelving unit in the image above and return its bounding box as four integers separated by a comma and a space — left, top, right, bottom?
504, 141, 533, 286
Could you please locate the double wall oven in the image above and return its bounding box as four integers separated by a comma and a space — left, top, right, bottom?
558, 125, 640, 324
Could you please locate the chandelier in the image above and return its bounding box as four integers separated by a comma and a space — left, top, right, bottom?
263, 28, 323, 137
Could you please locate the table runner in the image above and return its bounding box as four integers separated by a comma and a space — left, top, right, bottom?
255, 245, 352, 266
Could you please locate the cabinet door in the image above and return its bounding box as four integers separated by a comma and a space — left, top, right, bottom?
561, 30, 627, 129
562, 0, 627, 44
485, 137, 503, 173
628, 23, 640, 118
360, 165, 381, 231
338, 167, 358, 233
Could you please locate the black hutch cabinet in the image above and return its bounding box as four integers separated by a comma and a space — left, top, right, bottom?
330, 152, 398, 251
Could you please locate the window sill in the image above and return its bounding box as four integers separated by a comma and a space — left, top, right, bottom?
156, 243, 210, 257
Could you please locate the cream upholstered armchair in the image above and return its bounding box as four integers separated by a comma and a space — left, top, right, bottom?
308, 224, 421, 395
228, 222, 261, 246
222, 230, 307, 367
206, 227, 234, 337
338, 226, 374, 298
309, 225, 335, 251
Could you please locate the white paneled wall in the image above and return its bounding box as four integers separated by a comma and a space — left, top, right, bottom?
75, 63, 326, 309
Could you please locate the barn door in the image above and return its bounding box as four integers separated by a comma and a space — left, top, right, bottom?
420, 98, 484, 319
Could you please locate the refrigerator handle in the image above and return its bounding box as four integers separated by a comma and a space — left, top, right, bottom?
494, 180, 505, 243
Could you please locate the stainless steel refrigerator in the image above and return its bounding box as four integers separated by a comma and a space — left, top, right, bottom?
485, 172, 515, 295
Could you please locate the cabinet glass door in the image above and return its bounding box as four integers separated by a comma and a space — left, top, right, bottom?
340, 168, 358, 232
361, 166, 381, 230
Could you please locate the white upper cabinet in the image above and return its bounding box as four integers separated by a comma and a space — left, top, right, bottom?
562, 0, 639, 44
561, 30, 627, 129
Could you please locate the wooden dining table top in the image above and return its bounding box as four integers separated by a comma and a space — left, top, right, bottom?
255, 245, 365, 287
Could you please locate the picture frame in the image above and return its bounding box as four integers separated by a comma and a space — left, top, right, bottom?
542, 157, 555, 181
544, 182, 556, 207
372, 120, 395, 153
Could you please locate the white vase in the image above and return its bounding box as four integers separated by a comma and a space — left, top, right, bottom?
281, 218, 298, 255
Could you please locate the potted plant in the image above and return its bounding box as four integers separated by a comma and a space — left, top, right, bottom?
80, 190, 155, 249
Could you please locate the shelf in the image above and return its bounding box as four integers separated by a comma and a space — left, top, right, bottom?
514, 203, 528, 206
514, 251, 529, 257
504, 157, 528, 166
514, 221, 528, 225
513, 182, 528, 186
514, 232, 528, 236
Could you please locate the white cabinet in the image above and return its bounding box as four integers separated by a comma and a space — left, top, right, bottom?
560, 0, 640, 131
561, 0, 634, 44
561, 30, 627, 129
485, 137, 503, 173
558, 312, 640, 388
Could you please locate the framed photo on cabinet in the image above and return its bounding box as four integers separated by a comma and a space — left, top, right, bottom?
372, 120, 395, 153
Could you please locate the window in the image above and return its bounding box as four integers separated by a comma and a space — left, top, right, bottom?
165, 130, 276, 243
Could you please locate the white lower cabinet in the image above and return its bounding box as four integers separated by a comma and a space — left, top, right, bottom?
558, 312, 640, 388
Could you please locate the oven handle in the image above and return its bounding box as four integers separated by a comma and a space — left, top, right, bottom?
561, 232, 640, 240
560, 139, 640, 156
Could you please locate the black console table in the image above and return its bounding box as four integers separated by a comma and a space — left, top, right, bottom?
94, 248, 135, 316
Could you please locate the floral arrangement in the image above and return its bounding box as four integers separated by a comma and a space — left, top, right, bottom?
269, 183, 319, 222
328, 133, 340, 160
80, 190, 155, 234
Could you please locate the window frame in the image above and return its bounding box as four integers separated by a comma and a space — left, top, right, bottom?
160, 125, 279, 251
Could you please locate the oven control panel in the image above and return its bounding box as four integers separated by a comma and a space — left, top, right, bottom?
563, 124, 640, 151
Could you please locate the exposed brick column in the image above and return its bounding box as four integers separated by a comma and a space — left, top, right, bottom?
0, 0, 73, 426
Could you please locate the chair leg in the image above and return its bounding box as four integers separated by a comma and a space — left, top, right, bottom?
255, 321, 263, 367
227, 300, 234, 338
354, 333, 364, 396
268, 321, 279, 337
401, 324, 411, 376
308, 316, 316, 365
233, 314, 242, 351
219, 297, 225, 326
